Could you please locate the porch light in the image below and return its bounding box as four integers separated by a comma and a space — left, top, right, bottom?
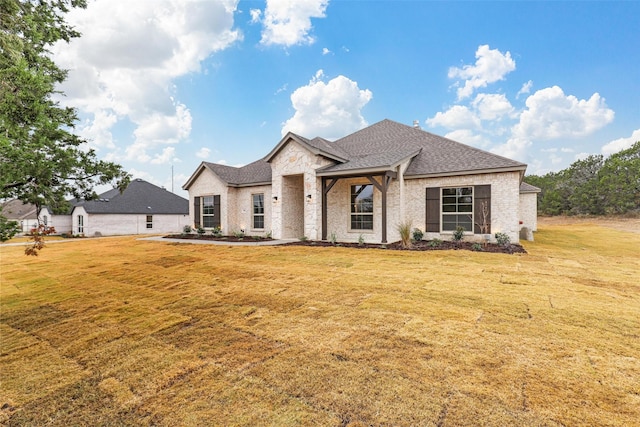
272, 196, 278, 202
306, 194, 312, 201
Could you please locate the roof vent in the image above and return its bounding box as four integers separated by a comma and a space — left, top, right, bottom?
413, 120, 421, 129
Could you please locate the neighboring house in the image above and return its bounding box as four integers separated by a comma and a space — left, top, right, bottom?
41, 179, 190, 236
1, 199, 38, 233
183, 119, 540, 243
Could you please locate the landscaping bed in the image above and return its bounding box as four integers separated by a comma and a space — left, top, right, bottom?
164, 234, 526, 253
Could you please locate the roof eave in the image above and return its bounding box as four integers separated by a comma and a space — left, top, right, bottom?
265, 133, 348, 163
404, 165, 527, 180
227, 181, 272, 188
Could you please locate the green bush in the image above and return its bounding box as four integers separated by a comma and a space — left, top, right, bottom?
428, 238, 442, 248
495, 232, 511, 246
452, 226, 465, 242
412, 228, 424, 242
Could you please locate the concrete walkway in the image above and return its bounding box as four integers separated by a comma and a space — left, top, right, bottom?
138, 236, 297, 246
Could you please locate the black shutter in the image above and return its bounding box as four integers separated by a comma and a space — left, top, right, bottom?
194, 197, 201, 228
213, 195, 221, 228
426, 187, 440, 232
474, 185, 491, 234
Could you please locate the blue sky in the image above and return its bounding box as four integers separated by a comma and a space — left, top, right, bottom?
53, 0, 640, 198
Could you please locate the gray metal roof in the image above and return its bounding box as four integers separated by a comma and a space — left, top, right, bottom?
75, 179, 188, 214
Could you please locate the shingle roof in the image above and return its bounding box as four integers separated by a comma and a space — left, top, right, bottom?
203, 159, 272, 186
326, 119, 526, 177
186, 119, 527, 188
75, 179, 188, 214
1, 199, 37, 219
520, 182, 541, 193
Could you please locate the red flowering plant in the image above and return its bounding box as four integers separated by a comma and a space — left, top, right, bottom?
25, 224, 56, 256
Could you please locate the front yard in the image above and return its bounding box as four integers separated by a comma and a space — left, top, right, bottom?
1, 218, 638, 426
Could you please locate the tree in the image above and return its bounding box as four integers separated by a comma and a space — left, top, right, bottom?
0, 0, 130, 252
598, 141, 640, 214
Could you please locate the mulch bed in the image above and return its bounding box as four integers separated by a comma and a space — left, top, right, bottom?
164, 234, 526, 254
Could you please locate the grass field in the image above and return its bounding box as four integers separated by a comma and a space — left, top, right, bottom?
1, 219, 639, 426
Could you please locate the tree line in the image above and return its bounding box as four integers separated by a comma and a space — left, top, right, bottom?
525, 141, 640, 216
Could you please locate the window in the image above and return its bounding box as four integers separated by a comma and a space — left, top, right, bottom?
146, 215, 153, 229
77, 215, 84, 234
350, 184, 373, 230
252, 193, 264, 229
441, 187, 473, 232
202, 196, 216, 228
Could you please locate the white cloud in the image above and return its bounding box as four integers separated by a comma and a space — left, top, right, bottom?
472, 93, 514, 120
196, 147, 211, 159
52, 0, 240, 164
601, 128, 640, 156
259, 0, 329, 47
517, 80, 533, 98
426, 105, 480, 130
282, 70, 373, 139
512, 86, 614, 140
151, 147, 178, 165
322, 47, 331, 55
490, 137, 532, 162
444, 129, 488, 148
250, 8, 262, 23
448, 45, 516, 100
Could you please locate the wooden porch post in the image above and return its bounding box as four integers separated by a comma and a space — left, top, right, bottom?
366, 172, 395, 244
321, 177, 339, 240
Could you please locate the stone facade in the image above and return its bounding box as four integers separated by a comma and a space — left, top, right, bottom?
404, 171, 522, 243
269, 141, 333, 240
519, 192, 538, 232
186, 138, 534, 244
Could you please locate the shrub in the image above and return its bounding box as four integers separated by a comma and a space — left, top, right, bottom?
397, 221, 412, 249
428, 238, 442, 248
211, 226, 222, 237
299, 236, 308, 242
495, 232, 511, 246
182, 225, 192, 235
412, 228, 424, 242
329, 232, 337, 245
472, 243, 483, 251
196, 227, 205, 237
452, 226, 465, 243
265, 230, 272, 239
358, 234, 365, 245
233, 230, 245, 239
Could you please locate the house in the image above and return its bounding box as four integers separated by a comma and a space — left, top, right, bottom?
183, 119, 539, 244
1, 199, 39, 233
40, 179, 190, 236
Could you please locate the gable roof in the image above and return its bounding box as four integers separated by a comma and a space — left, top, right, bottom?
264, 132, 349, 163
319, 119, 526, 177
185, 119, 528, 188
74, 179, 188, 214
182, 159, 272, 190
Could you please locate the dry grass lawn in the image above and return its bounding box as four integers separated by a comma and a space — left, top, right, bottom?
1, 219, 639, 426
